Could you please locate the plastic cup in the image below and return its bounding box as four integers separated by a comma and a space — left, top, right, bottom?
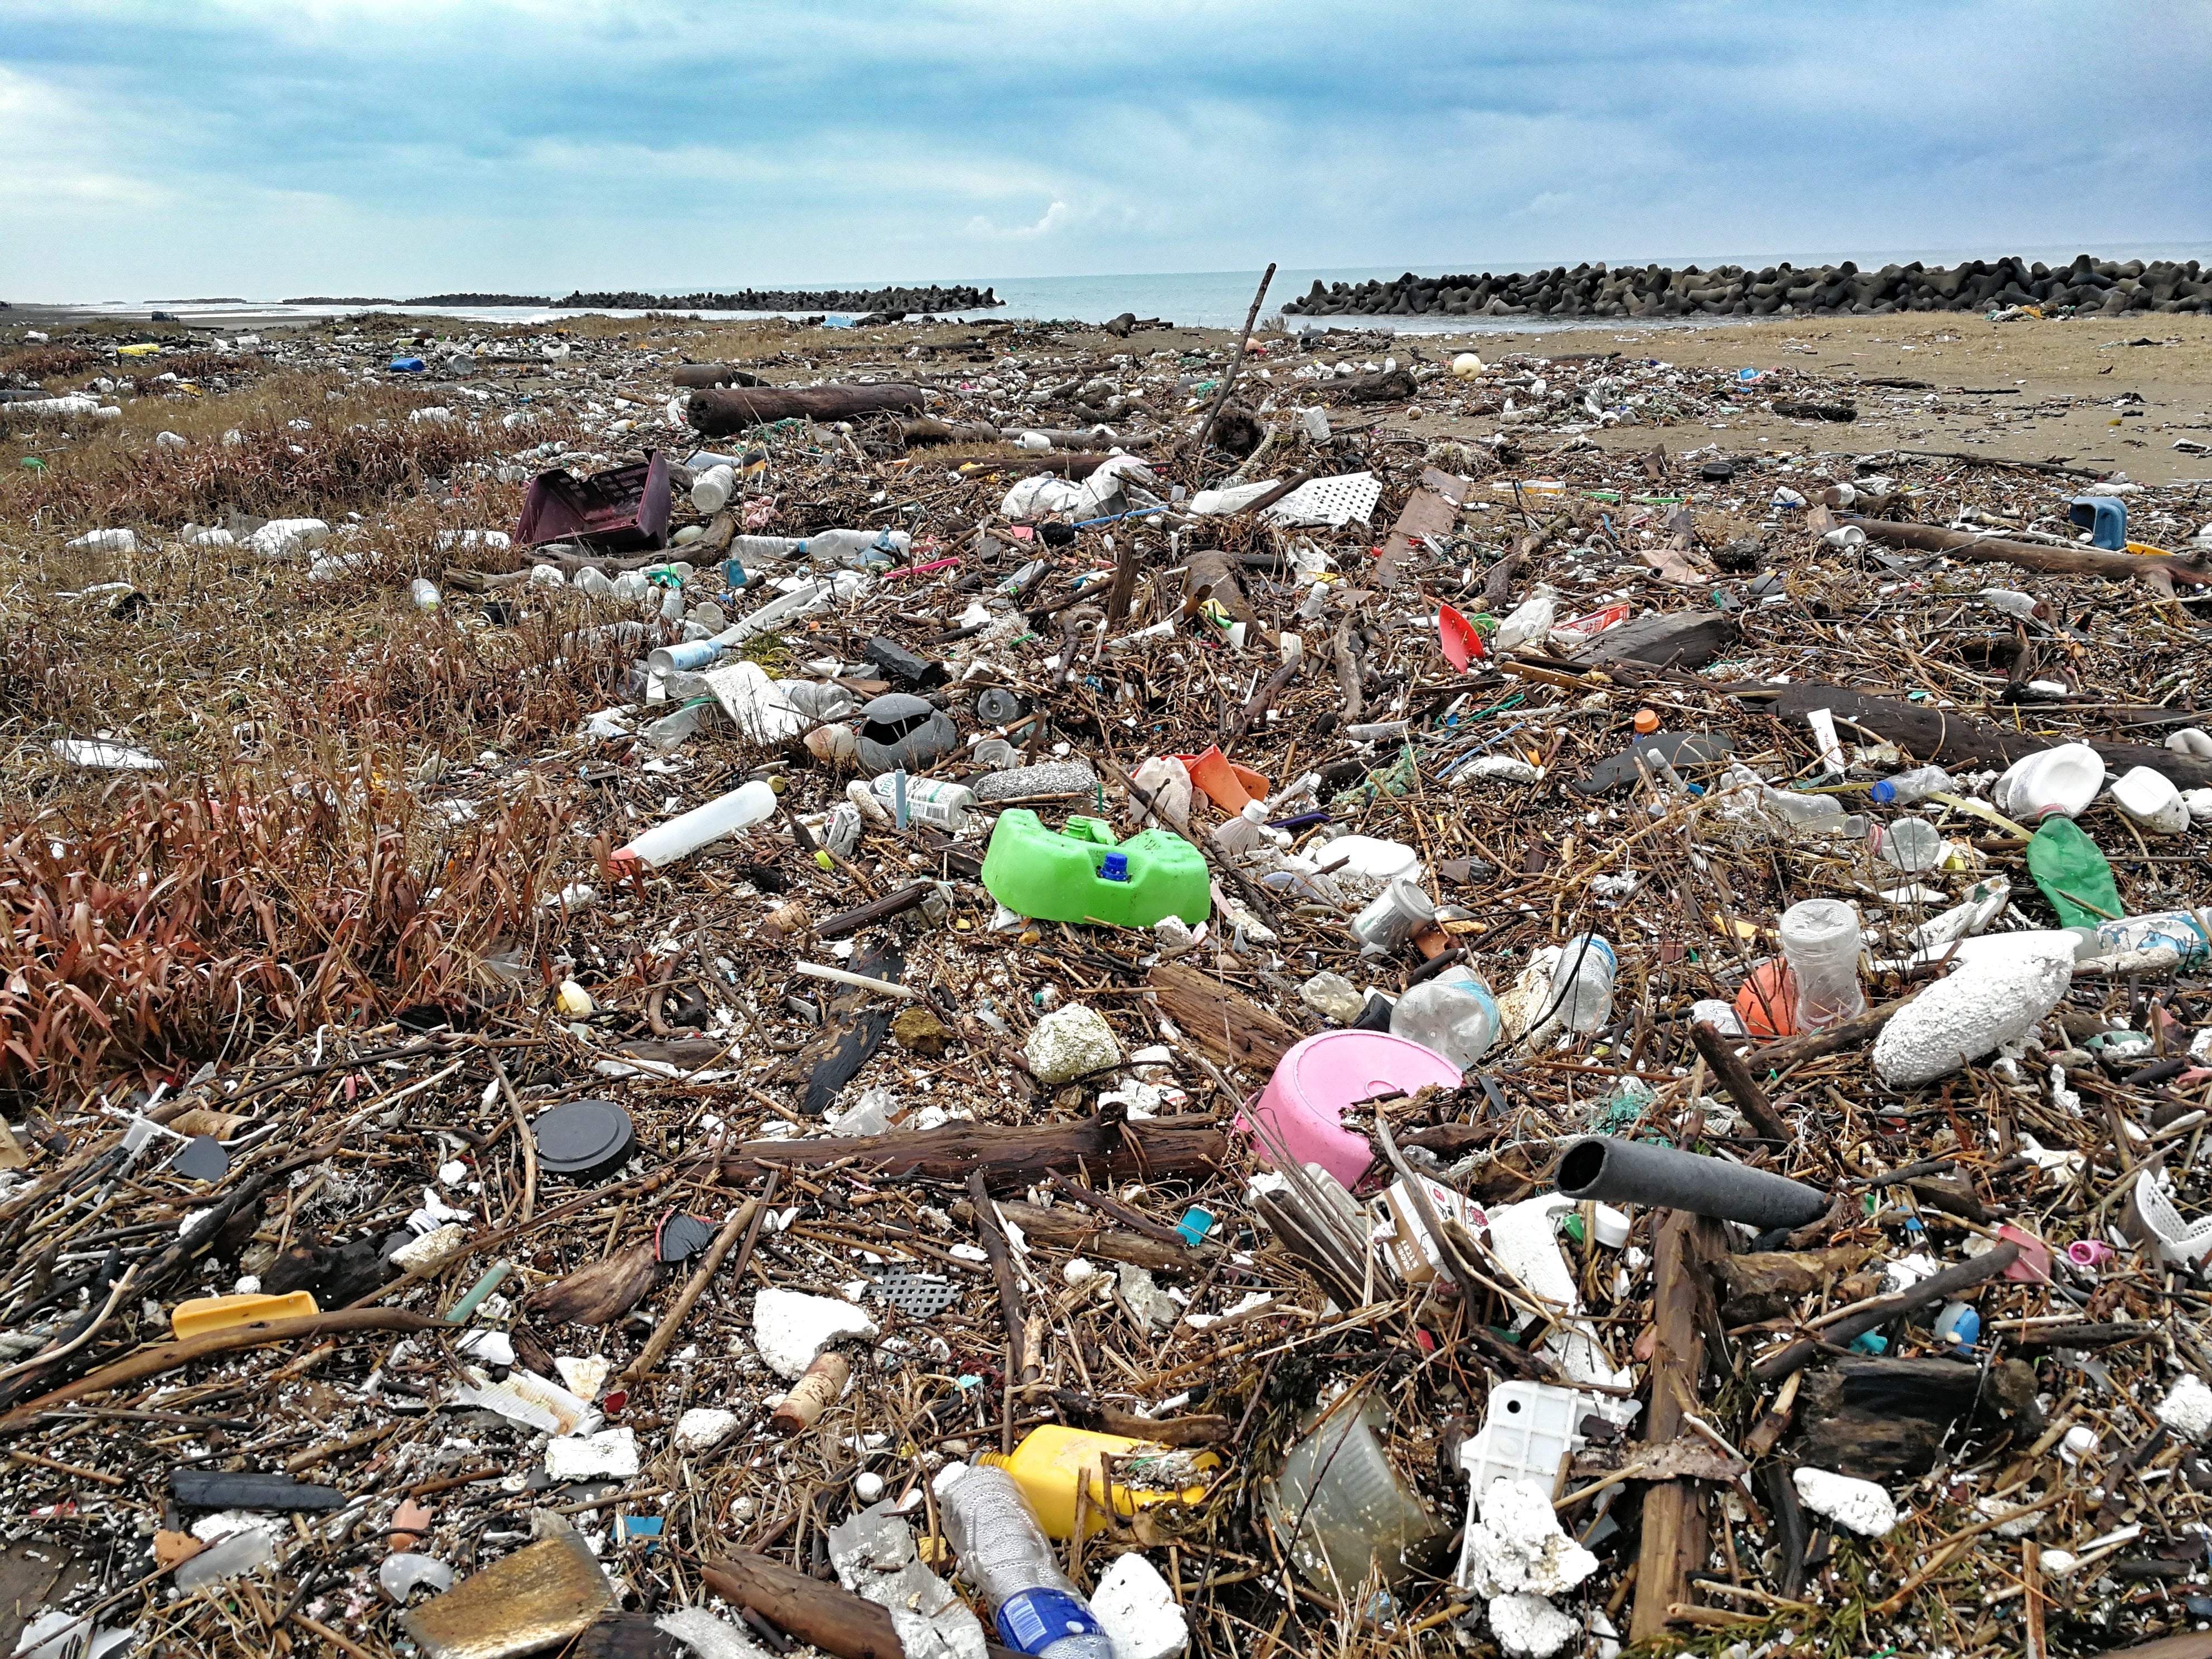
1778, 899, 1865, 1029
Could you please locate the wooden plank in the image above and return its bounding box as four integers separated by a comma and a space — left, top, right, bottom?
1146, 963, 1304, 1070
1372, 468, 1468, 590
1630, 1211, 1727, 1646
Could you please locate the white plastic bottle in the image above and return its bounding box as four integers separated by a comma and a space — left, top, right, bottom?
690, 463, 736, 515
1554, 933, 1617, 1032
871, 773, 974, 831
1870, 765, 1952, 807
1390, 965, 1499, 1070
614, 780, 778, 869
935, 1464, 1114, 1659
409, 578, 443, 613
1210, 799, 1272, 857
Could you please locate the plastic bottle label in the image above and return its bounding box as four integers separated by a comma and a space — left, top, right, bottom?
996, 1589, 1104, 1655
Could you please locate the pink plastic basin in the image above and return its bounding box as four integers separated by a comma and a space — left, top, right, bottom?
1237, 1031, 1463, 1189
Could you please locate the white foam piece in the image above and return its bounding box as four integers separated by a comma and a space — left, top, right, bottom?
1792, 1467, 1898, 1536
1092, 1552, 1189, 1659
1872, 945, 2072, 1087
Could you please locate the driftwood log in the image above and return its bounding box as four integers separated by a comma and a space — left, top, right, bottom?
1852, 517, 2212, 588
704, 1554, 1024, 1659
1729, 679, 2212, 792
688, 383, 926, 436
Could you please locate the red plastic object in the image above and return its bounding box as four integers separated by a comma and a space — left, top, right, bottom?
515, 451, 672, 551
1998, 1223, 2052, 1282
1437, 603, 1481, 672
1554, 601, 1631, 642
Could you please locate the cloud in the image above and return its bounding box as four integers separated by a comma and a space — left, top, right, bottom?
968, 201, 1074, 240
0, 2, 2207, 299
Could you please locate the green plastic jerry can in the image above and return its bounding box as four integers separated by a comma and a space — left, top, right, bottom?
980, 811, 1211, 929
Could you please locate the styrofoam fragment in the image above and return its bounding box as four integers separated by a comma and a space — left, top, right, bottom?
1792, 1467, 1898, 1537
657, 1605, 773, 1659
1024, 1003, 1123, 1084
2157, 1374, 2212, 1440
753, 1287, 879, 1380
1872, 947, 2072, 1087
1487, 1593, 1580, 1659
1090, 1553, 1189, 1659
544, 1427, 639, 1481
1459, 1479, 1599, 1598
675, 1407, 739, 1451
391, 1222, 470, 1274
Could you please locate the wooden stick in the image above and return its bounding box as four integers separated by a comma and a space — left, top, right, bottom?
1192, 264, 1277, 458
1690, 1021, 1789, 1142
487, 1051, 536, 1225
0, 1311, 443, 1437
967, 1170, 1025, 1453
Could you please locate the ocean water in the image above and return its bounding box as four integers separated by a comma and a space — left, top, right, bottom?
68, 244, 2212, 335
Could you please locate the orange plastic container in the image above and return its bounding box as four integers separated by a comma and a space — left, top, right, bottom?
170, 1291, 319, 1340
977, 1424, 1216, 1539
1177, 747, 1269, 814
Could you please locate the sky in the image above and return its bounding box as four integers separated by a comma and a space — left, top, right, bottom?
3, 1, 2209, 302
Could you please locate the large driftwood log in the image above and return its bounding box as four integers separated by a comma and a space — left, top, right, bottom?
1730, 680, 2212, 793
688, 384, 926, 436
704, 1554, 1024, 1659
715, 1114, 1225, 1192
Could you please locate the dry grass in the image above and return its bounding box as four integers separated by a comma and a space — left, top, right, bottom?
0, 765, 579, 1093
0, 372, 560, 532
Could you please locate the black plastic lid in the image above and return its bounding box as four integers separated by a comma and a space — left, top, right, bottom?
656, 1212, 715, 1262
532, 1099, 637, 1179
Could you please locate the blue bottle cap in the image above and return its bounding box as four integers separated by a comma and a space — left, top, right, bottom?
1099, 852, 1130, 882
1870, 779, 1897, 803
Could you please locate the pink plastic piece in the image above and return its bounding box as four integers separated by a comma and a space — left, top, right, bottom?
1236, 1031, 1462, 1189
2065, 1239, 2115, 1270
1998, 1223, 2052, 1283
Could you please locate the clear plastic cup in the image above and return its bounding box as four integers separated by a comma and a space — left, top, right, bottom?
1778, 899, 1865, 1029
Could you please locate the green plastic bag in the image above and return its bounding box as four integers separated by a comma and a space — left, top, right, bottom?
2027, 817, 2122, 928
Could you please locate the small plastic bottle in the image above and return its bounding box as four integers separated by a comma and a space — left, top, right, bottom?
1210, 800, 1271, 857
1554, 933, 1618, 1032
1492, 586, 1558, 653
1870, 765, 1952, 807
1778, 899, 1866, 1028
935, 1463, 1114, 1659
1389, 965, 1500, 1070
409, 578, 442, 613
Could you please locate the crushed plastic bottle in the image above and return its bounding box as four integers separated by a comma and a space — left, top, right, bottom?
1553, 933, 1617, 1032
935, 1463, 1113, 1659
409, 578, 443, 613
1390, 964, 1500, 1068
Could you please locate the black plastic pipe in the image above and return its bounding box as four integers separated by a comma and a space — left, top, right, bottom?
1555, 1136, 1829, 1229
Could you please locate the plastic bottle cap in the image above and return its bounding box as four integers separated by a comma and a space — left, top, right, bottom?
1633, 709, 1660, 735
1098, 852, 1131, 882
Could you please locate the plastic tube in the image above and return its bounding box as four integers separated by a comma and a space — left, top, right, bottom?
1554, 1136, 1829, 1228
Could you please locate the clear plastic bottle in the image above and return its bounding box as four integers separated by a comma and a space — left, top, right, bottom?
1390, 964, 1499, 1069
935, 1463, 1113, 1659
806, 528, 912, 568
1870, 765, 1952, 807
2093, 908, 2212, 968
1554, 933, 1617, 1032
409, 577, 442, 613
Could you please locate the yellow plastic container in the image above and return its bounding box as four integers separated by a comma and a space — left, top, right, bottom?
978, 1424, 1216, 1540
171, 1291, 318, 1340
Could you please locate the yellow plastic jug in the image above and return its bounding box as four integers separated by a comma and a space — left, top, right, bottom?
977, 1424, 1215, 1539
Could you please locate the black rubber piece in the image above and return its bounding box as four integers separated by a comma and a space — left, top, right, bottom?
171, 1136, 230, 1182
1555, 1135, 1829, 1228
